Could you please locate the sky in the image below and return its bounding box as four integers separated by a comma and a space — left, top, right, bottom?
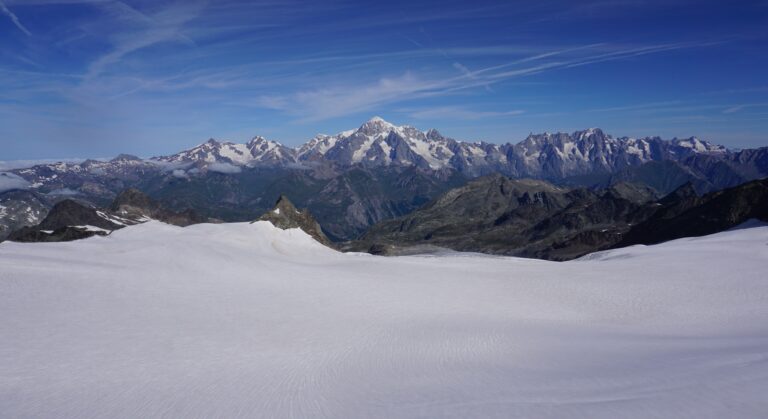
0, 0, 767, 159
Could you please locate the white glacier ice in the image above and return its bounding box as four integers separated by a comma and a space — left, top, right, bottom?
1, 221, 767, 418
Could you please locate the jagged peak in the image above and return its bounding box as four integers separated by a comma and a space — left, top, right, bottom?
360, 116, 396, 128
257, 194, 332, 246
150, 122, 732, 169
525, 128, 607, 139
248, 135, 267, 143
248, 135, 281, 144
110, 153, 142, 162
247, 135, 284, 149
182, 138, 233, 150
274, 194, 296, 209
357, 116, 415, 135
426, 128, 443, 140
671, 136, 726, 153
574, 127, 607, 139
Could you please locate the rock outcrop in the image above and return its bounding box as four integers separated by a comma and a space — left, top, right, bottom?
110, 188, 207, 227
256, 195, 332, 246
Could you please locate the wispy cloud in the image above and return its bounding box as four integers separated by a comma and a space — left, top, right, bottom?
723, 105, 746, 114
722, 102, 768, 114
0, 158, 87, 171
0, 172, 31, 192
252, 41, 725, 122
256, 72, 451, 122
562, 41, 723, 68
84, 2, 203, 79
0, 0, 31, 35
588, 101, 684, 112
703, 86, 768, 95
409, 106, 525, 120
588, 100, 767, 116
207, 162, 241, 174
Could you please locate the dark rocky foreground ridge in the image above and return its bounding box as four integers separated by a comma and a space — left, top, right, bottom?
6, 189, 209, 243
352, 175, 768, 260
3, 177, 765, 261
8, 199, 131, 242
618, 177, 768, 247
110, 188, 209, 226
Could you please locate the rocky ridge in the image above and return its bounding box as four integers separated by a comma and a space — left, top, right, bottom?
256, 195, 332, 247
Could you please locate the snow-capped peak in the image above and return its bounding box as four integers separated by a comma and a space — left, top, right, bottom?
577, 127, 605, 139
366, 116, 389, 124
247, 135, 282, 150
124, 120, 734, 175
154, 135, 295, 167
425, 128, 443, 140
357, 116, 404, 136
672, 137, 727, 154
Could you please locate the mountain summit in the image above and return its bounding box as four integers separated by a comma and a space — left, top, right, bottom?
256, 195, 332, 246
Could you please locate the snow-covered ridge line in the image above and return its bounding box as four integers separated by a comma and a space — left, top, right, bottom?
5, 117, 732, 179
152, 116, 729, 171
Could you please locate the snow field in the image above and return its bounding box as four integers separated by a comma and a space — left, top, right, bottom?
1, 221, 767, 418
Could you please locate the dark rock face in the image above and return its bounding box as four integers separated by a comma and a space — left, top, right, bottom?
617, 178, 768, 247
0, 190, 50, 240
256, 195, 332, 246
356, 174, 655, 260
110, 188, 207, 227
6, 188, 208, 243
357, 174, 768, 260
39, 199, 121, 231
110, 154, 143, 162
7, 199, 121, 242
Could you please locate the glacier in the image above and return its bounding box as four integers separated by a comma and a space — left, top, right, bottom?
1, 221, 767, 418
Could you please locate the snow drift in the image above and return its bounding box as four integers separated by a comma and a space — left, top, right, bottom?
1, 221, 767, 418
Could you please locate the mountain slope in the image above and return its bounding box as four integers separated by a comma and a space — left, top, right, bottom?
617, 177, 768, 246
6, 188, 209, 243
110, 188, 208, 226
154, 136, 296, 168
7, 199, 128, 242
357, 174, 657, 259
0, 189, 50, 240
359, 172, 768, 259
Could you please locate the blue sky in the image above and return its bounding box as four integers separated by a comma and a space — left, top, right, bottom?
1, 0, 767, 159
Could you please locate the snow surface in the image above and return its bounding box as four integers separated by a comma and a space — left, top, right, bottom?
1, 221, 767, 418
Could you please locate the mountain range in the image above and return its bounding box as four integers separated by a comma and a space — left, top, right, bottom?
1, 117, 766, 241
